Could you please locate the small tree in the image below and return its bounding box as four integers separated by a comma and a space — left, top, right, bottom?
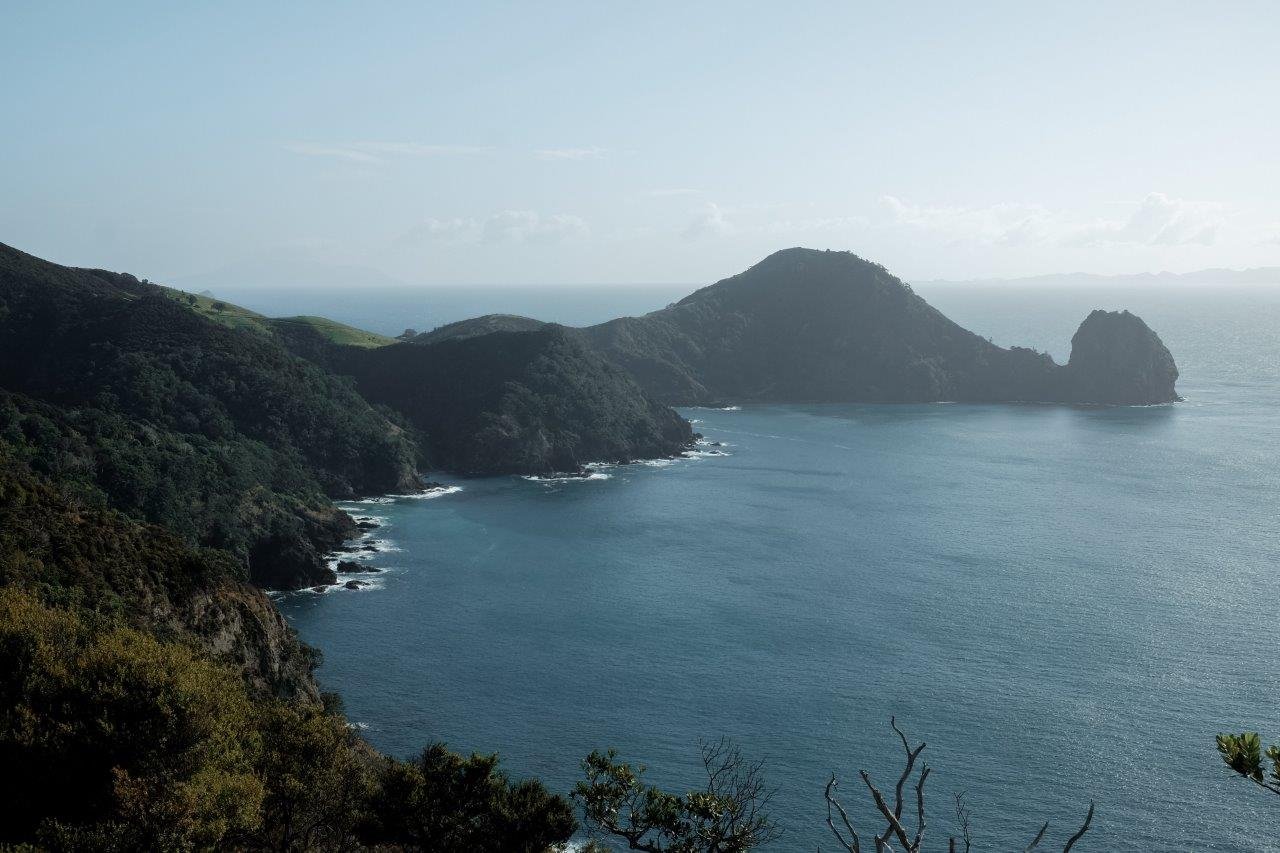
1217, 731, 1280, 796
369, 742, 575, 852
824, 719, 1093, 852
574, 738, 780, 851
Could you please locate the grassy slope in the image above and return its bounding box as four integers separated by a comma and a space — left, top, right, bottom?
160, 287, 394, 348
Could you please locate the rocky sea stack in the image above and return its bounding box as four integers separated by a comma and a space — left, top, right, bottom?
1063, 309, 1180, 404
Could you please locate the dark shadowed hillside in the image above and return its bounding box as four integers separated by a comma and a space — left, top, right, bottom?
319, 326, 694, 475
0, 456, 319, 700
0, 243, 421, 589
578, 248, 1180, 405
409, 249, 1179, 406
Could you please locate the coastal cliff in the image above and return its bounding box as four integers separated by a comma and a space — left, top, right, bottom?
329, 326, 695, 475
1062, 309, 1181, 404
0, 242, 419, 592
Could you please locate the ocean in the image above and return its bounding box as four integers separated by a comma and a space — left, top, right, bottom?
275, 282, 1280, 851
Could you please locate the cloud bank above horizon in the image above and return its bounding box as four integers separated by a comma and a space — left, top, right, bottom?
2, 2, 1278, 285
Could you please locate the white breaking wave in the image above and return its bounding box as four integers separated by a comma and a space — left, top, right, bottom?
341, 485, 462, 505
522, 471, 612, 483
359, 537, 402, 553
683, 448, 731, 459
394, 485, 464, 500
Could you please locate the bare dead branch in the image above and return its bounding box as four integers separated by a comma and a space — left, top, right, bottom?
1062, 801, 1095, 853
953, 791, 972, 853
1023, 821, 1049, 851
824, 721, 1093, 853
860, 769, 915, 851
824, 774, 861, 852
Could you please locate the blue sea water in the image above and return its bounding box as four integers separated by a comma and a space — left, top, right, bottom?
279, 284, 1280, 851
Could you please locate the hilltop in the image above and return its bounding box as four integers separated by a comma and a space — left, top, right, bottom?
411, 249, 1181, 406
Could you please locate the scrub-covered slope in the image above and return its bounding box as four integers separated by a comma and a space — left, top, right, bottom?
0, 242, 420, 589
327, 326, 694, 475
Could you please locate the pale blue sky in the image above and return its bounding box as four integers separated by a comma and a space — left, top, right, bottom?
3, 1, 1278, 285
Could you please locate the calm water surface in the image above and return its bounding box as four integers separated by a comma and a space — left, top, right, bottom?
280, 285, 1280, 851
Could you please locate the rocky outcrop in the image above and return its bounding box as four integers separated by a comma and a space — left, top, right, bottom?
0, 465, 322, 701
1062, 310, 1180, 404
165, 585, 321, 701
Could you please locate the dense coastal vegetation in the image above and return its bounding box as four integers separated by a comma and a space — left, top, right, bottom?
0, 241, 1198, 850
0, 242, 698, 849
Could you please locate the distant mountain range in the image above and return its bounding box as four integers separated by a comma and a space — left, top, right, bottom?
916, 266, 1280, 288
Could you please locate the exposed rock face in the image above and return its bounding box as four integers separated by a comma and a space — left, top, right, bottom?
249, 535, 339, 590
0, 466, 322, 701
1063, 310, 1180, 404
171, 586, 321, 701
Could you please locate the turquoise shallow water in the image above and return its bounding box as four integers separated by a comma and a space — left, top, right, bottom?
280, 286, 1280, 851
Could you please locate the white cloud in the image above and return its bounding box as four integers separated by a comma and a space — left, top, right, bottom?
535, 147, 606, 161
762, 215, 869, 234
643, 188, 702, 198
393, 217, 477, 247
481, 210, 589, 243
286, 141, 493, 164
880, 195, 1053, 246
285, 143, 381, 164
1064, 192, 1223, 247
683, 203, 734, 239
396, 211, 589, 247
881, 192, 1227, 249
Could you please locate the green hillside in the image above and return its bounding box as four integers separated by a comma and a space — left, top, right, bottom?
160, 287, 394, 347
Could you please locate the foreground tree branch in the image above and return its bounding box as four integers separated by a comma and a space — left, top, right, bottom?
824, 720, 1093, 852
1216, 731, 1280, 797
574, 738, 780, 852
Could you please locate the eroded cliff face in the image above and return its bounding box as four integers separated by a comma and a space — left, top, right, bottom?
0, 466, 322, 701
1063, 310, 1180, 404
165, 585, 321, 701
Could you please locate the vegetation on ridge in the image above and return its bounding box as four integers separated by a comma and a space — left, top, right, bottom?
0, 242, 421, 590
0, 586, 576, 851
161, 286, 395, 348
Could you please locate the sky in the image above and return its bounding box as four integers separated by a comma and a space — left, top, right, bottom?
2, 1, 1279, 286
